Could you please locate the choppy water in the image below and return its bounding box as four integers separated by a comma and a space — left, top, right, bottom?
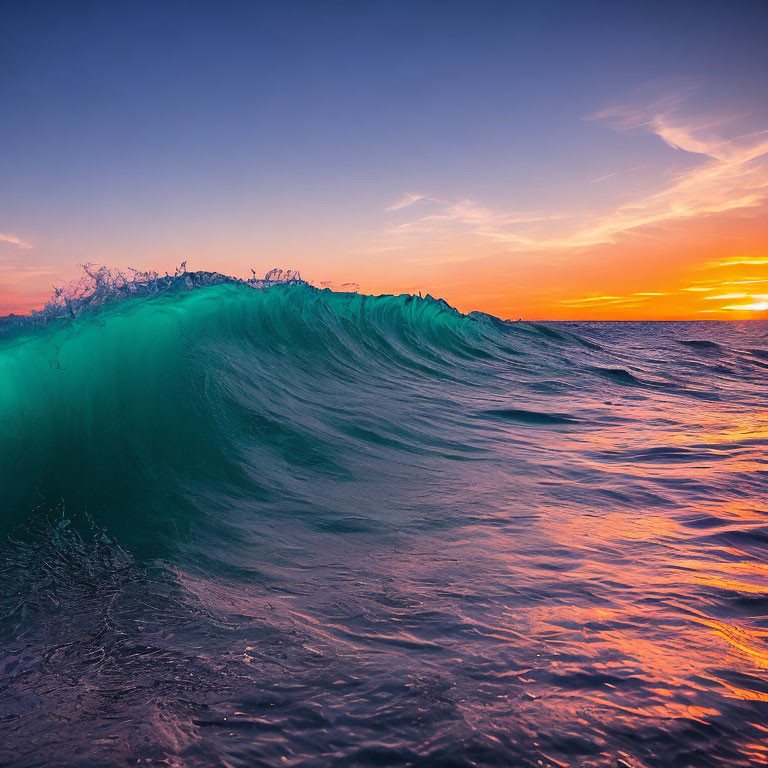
1, 275, 766, 767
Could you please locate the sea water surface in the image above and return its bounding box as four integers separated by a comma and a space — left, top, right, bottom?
1, 274, 766, 767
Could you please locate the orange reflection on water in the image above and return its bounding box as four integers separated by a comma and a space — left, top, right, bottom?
690, 616, 768, 671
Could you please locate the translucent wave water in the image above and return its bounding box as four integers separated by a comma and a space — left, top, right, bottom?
1, 271, 766, 767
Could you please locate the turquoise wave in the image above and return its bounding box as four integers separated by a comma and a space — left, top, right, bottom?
1, 277, 548, 552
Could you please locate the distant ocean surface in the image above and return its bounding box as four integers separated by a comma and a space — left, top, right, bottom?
1, 272, 766, 767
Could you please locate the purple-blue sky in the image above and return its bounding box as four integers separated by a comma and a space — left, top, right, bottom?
2, 0, 767, 318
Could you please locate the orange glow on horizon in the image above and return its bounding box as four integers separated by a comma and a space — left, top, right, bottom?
1, 200, 766, 322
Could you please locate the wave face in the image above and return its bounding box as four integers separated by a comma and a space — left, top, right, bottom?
1, 275, 767, 767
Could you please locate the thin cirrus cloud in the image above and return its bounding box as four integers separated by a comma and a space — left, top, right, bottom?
715, 258, 768, 266
722, 300, 768, 311
384, 193, 430, 212
0, 232, 33, 249
588, 165, 646, 184
383, 88, 768, 260
556, 295, 646, 307
384, 195, 569, 252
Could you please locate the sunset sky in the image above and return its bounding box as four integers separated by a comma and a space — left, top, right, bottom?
2, 0, 767, 319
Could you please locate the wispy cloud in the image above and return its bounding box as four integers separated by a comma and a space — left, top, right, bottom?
545, 101, 768, 248
716, 259, 768, 267
0, 232, 33, 249
381, 88, 768, 261
589, 165, 646, 184
556, 294, 652, 308
722, 300, 768, 311
385, 192, 429, 211
395, 198, 497, 226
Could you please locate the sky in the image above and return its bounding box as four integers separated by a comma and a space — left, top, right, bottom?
1, 0, 767, 319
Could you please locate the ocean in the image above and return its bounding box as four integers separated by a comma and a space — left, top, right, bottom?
1, 272, 766, 767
